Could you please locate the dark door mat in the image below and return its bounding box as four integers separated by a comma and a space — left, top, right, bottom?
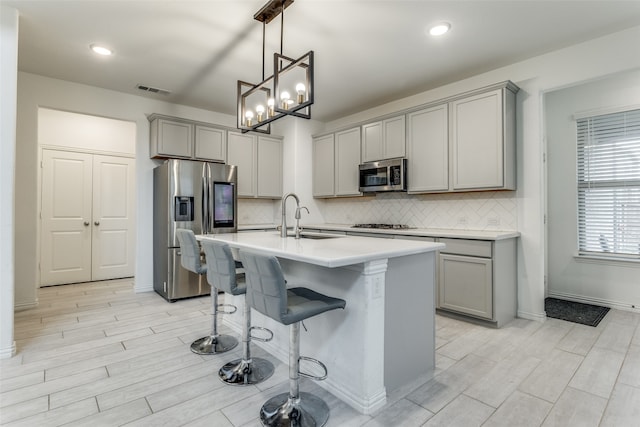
545, 297, 610, 327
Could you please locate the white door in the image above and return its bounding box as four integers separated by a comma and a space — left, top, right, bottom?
91, 155, 136, 281
40, 150, 135, 286
41, 150, 93, 285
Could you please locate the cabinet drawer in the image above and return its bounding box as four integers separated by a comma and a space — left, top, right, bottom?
439, 238, 491, 257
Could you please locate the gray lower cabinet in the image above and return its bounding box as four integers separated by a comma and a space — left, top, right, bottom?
437, 237, 516, 327
439, 254, 493, 319
382, 232, 516, 326
302, 228, 517, 327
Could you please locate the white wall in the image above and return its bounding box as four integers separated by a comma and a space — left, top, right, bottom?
38, 107, 136, 155
1, 5, 19, 358
276, 117, 326, 224
546, 69, 640, 310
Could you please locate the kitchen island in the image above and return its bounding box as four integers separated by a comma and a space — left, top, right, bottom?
198, 231, 444, 414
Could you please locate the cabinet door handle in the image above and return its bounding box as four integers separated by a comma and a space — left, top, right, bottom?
84, 221, 90, 226
94, 221, 100, 226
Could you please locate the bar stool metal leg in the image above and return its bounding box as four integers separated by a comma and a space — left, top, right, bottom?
260, 322, 330, 427
218, 297, 274, 385
191, 285, 238, 355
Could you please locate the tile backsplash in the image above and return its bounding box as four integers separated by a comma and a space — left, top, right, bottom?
318, 191, 517, 230
239, 191, 517, 231
237, 199, 278, 225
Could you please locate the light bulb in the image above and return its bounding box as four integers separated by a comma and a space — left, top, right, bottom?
267, 98, 275, 117
256, 105, 265, 122
245, 110, 254, 126
296, 83, 306, 104
280, 91, 290, 109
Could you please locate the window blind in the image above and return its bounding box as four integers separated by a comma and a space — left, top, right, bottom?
576, 108, 640, 258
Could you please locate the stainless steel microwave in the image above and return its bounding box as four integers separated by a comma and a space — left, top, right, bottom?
359, 158, 407, 192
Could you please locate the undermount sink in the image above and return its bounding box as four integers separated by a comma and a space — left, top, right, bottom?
276, 231, 343, 240
299, 233, 342, 240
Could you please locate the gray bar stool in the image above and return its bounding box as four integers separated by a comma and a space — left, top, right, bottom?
238, 249, 346, 427
176, 229, 237, 355
201, 240, 275, 385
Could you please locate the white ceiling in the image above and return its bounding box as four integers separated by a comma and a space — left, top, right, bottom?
5, 1, 640, 122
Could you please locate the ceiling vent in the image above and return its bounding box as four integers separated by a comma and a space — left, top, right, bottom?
136, 84, 171, 96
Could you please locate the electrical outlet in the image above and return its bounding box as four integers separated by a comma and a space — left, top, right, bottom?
457, 217, 468, 225
487, 218, 500, 226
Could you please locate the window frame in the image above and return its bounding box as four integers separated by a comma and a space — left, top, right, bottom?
575, 107, 640, 262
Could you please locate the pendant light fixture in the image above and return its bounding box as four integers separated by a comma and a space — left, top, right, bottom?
237, 0, 314, 134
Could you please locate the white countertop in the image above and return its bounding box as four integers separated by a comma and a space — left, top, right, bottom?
198, 231, 444, 268
238, 223, 520, 241
303, 224, 520, 241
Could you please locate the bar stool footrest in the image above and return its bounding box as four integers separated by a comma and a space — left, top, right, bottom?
249, 326, 274, 342
216, 303, 237, 315
190, 334, 238, 355
260, 391, 329, 427
298, 356, 328, 381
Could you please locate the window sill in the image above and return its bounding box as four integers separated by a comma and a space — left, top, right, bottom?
574, 253, 640, 267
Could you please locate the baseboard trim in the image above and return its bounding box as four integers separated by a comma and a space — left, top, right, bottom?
14, 300, 38, 312
547, 291, 640, 313
134, 283, 154, 293
517, 309, 546, 322
0, 342, 16, 359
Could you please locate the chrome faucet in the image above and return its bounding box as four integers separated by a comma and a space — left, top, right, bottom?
294, 206, 310, 239
280, 193, 300, 237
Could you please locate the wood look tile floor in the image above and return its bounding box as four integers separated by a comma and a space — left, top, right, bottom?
1, 278, 639, 426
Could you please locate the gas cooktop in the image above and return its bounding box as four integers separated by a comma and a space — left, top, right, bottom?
351, 223, 412, 230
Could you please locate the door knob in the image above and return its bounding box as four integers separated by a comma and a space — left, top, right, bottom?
84, 221, 90, 226
94, 221, 100, 226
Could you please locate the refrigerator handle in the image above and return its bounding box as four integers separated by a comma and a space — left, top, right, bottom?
202, 170, 209, 234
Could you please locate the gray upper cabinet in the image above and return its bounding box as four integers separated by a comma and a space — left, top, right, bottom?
312, 127, 362, 198
361, 115, 405, 162
405, 81, 518, 194
312, 81, 518, 196
150, 117, 193, 159
194, 125, 226, 162
227, 131, 256, 197
312, 134, 335, 197
257, 135, 283, 199
228, 131, 283, 199
406, 104, 449, 193
149, 114, 226, 163
451, 83, 517, 191
335, 127, 362, 196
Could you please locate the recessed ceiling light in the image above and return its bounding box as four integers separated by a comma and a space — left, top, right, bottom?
429, 23, 451, 37
90, 44, 113, 56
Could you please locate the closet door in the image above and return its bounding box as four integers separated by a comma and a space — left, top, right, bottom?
40, 150, 135, 285
91, 155, 135, 281
40, 150, 93, 285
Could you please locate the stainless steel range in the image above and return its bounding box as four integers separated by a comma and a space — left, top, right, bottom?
351, 223, 412, 230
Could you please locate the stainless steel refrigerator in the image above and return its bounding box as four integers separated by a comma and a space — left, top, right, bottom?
153, 159, 237, 301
